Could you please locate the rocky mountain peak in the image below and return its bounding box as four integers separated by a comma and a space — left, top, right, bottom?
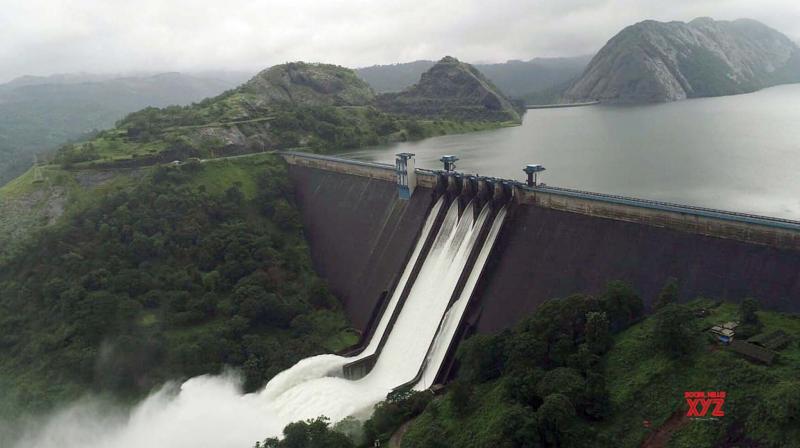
564, 17, 800, 103
242, 62, 375, 107
375, 56, 521, 122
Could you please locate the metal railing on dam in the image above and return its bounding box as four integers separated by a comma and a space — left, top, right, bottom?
282, 151, 395, 171
282, 151, 440, 188
281, 151, 800, 249
526, 184, 800, 231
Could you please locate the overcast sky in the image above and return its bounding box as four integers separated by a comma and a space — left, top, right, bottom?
2, 0, 799, 82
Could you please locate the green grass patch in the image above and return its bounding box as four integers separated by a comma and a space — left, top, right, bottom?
184, 153, 279, 199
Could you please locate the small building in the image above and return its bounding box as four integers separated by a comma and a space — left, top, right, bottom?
709, 325, 735, 344
729, 340, 776, 365
721, 321, 739, 331
709, 321, 739, 344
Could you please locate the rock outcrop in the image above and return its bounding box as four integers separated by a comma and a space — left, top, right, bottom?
242, 62, 375, 107
375, 56, 522, 122
564, 18, 800, 103
356, 56, 590, 98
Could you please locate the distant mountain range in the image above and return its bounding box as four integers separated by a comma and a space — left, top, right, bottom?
356, 56, 591, 99
3, 16, 799, 187
0, 71, 253, 90
564, 17, 800, 103
0, 57, 519, 260
0, 72, 244, 185
72, 56, 520, 168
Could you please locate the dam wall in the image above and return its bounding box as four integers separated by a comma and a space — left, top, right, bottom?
285, 155, 435, 333
517, 185, 800, 251
282, 152, 800, 336
282, 152, 439, 188
472, 204, 800, 332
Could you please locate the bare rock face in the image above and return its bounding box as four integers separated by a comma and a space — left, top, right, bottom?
564, 18, 800, 103
375, 56, 522, 122
242, 62, 375, 107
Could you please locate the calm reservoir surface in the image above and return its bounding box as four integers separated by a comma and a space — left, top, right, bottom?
340, 84, 800, 220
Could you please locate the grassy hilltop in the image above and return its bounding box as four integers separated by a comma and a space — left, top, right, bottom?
0, 57, 520, 262
48, 58, 520, 170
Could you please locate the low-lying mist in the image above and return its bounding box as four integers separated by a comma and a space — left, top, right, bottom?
2, 354, 364, 448
5, 375, 277, 448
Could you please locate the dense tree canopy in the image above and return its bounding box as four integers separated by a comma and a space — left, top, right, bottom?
0, 157, 353, 414
391, 283, 644, 447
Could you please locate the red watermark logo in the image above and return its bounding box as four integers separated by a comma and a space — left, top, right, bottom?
684, 391, 726, 417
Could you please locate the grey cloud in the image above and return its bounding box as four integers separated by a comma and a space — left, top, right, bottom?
1, 0, 798, 82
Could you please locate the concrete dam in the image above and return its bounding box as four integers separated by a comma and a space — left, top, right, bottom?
211, 149, 800, 426
284, 151, 800, 357
78, 150, 796, 440
191, 154, 516, 427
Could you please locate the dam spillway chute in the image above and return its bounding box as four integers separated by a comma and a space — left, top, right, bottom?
252, 196, 490, 423
365, 198, 479, 386
347, 195, 446, 361
237, 155, 518, 435
339, 171, 513, 391
414, 204, 508, 389
255, 181, 511, 421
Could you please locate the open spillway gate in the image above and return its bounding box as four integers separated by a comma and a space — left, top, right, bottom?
341, 170, 513, 391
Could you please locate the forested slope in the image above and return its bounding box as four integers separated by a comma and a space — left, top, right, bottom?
0, 154, 356, 418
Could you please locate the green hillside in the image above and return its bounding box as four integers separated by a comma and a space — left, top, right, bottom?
37, 61, 517, 172
0, 154, 356, 420
252, 287, 799, 448
375, 57, 523, 122
0, 59, 524, 422
0, 60, 518, 261
355, 56, 590, 98
394, 293, 800, 448
0, 72, 238, 186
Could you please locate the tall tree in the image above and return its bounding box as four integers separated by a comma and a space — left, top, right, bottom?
600, 281, 643, 332
654, 277, 679, 310
585, 311, 612, 355
583, 372, 611, 420
738, 297, 763, 338
537, 393, 576, 447
652, 304, 696, 358
740, 298, 760, 325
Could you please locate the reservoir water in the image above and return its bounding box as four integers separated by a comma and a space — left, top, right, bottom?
340, 84, 800, 220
